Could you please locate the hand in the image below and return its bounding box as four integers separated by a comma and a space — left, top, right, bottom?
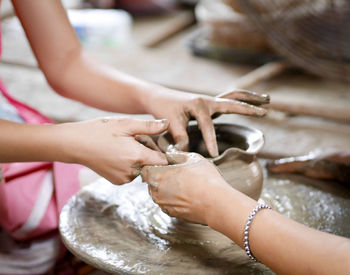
267, 149, 350, 185
145, 88, 269, 157
141, 151, 231, 225
60, 117, 169, 185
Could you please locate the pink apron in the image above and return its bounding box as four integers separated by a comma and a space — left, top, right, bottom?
0, 21, 82, 240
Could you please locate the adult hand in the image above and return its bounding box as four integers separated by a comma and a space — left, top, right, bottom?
60, 117, 169, 185
267, 149, 350, 185
141, 151, 231, 225
145, 88, 269, 158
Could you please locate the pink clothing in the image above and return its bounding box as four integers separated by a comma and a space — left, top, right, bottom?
0, 23, 82, 240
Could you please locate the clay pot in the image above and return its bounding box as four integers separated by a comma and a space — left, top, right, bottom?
157, 123, 264, 200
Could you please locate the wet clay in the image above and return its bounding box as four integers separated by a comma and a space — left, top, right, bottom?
140, 123, 264, 247
158, 123, 265, 200
59, 167, 350, 274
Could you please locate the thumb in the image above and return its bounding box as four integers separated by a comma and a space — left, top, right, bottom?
127, 119, 169, 136
141, 164, 164, 189
141, 152, 191, 183
167, 120, 189, 152
166, 151, 191, 165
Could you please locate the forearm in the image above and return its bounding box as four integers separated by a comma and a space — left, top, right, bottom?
50, 50, 163, 114
208, 185, 350, 274
12, 0, 163, 115
0, 120, 72, 163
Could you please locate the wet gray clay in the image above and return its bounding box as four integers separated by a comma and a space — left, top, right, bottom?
157, 123, 265, 200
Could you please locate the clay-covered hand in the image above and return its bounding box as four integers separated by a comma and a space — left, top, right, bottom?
60, 117, 169, 185
267, 149, 350, 185
146, 88, 269, 158
141, 151, 231, 224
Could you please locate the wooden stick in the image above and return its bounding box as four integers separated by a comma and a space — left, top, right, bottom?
267, 102, 350, 123
229, 61, 289, 90
142, 11, 195, 48
230, 62, 350, 122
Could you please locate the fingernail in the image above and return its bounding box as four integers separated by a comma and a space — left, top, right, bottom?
156, 119, 169, 127
209, 144, 219, 158
256, 108, 268, 116
261, 94, 270, 103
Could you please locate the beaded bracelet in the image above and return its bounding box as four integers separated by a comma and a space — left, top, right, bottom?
243, 204, 272, 262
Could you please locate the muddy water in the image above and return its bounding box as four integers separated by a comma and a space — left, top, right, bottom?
59, 163, 350, 274
260, 166, 350, 237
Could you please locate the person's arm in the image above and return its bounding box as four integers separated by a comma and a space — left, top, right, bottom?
208, 183, 350, 275
11, 0, 269, 158
0, 119, 69, 163
0, 118, 168, 185
11, 0, 147, 114
141, 152, 350, 275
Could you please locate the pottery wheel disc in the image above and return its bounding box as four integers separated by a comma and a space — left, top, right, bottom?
60, 167, 350, 275
59, 176, 270, 274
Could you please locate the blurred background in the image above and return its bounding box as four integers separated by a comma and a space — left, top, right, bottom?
1, 0, 350, 123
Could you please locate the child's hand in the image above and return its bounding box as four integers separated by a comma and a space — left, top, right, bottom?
141, 151, 230, 225
145, 88, 269, 158
59, 118, 169, 185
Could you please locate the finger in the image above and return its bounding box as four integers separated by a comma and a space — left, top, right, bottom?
166, 151, 191, 165
212, 98, 267, 117
168, 116, 190, 151
141, 165, 151, 183
148, 180, 159, 195
137, 144, 168, 166
192, 111, 219, 158
218, 90, 270, 105
135, 135, 161, 152
148, 185, 160, 205
142, 166, 164, 193
126, 119, 169, 136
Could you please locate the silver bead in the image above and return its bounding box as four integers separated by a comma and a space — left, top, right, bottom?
243, 203, 272, 263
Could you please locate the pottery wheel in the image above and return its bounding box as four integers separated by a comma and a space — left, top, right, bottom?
59, 176, 269, 275
59, 167, 350, 274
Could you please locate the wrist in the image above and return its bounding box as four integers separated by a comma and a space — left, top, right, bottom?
137, 83, 168, 114
204, 179, 236, 227
138, 84, 191, 115
52, 122, 83, 164
206, 184, 257, 247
